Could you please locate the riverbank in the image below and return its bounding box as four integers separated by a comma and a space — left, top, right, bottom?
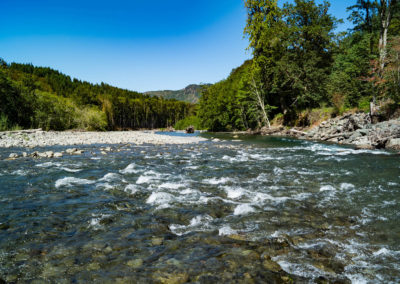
0, 130, 207, 148
256, 112, 400, 151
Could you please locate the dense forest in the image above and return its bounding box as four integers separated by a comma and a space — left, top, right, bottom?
198, 0, 400, 131
0, 60, 194, 131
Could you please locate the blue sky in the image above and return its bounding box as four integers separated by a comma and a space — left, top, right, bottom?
0, 0, 355, 92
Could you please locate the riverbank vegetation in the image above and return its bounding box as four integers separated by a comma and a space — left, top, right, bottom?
0, 60, 194, 131
198, 0, 400, 131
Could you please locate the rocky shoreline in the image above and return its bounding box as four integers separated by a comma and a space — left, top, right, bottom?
0, 130, 207, 149
259, 112, 400, 151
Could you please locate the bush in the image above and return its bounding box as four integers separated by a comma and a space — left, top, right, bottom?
358, 97, 371, 113
174, 116, 202, 130
75, 107, 108, 131
0, 114, 9, 131
32, 91, 77, 131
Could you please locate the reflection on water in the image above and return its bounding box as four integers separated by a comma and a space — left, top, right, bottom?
0, 135, 399, 283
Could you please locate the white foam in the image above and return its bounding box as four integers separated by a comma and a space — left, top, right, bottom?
136, 170, 163, 184
169, 215, 213, 236
223, 186, 245, 199
136, 175, 153, 184
340, 183, 355, 190
180, 188, 195, 195
219, 225, 238, 236
88, 214, 110, 230
60, 167, 82, 173
55, 177, 95, 188
96, 182, 114, 190
124, 184, 139, 194
159, 182, 184, 190
204, 177, 233, 185
36, 162, 61, 168
146, 192, 174, 207
320, 185, 336, 192
99, 173, 120, 182
373, 248, 397, 257
234, 204, 255, 215
11, 169, 28, 176
273, 167, 284, 175
120, 163, 139, 174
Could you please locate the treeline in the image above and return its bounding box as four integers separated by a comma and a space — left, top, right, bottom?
199, 0, 400, 131
0, 60, 194, 131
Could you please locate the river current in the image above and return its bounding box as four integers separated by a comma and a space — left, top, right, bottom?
0, 134, 399, 283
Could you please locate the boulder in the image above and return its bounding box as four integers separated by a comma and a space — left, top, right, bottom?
386, 138, 400, 150
185, 125, 195, 134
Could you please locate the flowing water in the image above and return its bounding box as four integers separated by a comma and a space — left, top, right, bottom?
0, 134, 399, 283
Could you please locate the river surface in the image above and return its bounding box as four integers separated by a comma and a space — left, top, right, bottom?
0, 134, 399, 283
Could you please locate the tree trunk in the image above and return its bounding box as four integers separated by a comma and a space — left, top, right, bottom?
379, 0, 397, 73
251, 78, 271, 128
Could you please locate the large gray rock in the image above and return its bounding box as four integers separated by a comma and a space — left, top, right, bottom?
386, 138, 400, 150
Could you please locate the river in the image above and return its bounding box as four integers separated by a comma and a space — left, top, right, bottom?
0, 134, 399, 283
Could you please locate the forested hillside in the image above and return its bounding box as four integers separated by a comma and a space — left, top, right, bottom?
0, 60, 194, 131
198, 0, 400, 131
146, 84, 208, 103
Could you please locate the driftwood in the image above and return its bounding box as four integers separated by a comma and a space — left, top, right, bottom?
289, 129, 307, 136
321, 133, 352, 141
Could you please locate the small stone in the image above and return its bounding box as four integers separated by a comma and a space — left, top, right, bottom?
54, 152, 63, 158
9, 153, 18, 159
105, 147, 112, 152
72, 150, 84, 155
213, 138, 221, 142
45, 151, 54, 158
22, 152, 28, 157
66, 148, 78, 154
151, 237, 163, 246
155, 272, 189, 284
262, 259, 282, 272
127, 259, 143, 268
101, 151, 107, 155
227, 234, 247, 241
88, 262, 100, 270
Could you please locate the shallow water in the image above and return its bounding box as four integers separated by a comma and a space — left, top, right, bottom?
0, 135, 399, 283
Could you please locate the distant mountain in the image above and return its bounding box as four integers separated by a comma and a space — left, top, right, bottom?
145, 84, 210, 104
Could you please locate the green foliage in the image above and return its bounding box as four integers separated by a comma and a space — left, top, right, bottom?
198, 61, 255, 131
32, 91, 77, 131
174, 116, 202, 130
328, 33, 375, 108
358, 96, 372, 112
0, 114, 10, 131
75, 107, 108, 131
197, 0, 400, 130
146, 84, 209, 103
0, 60, 194, 131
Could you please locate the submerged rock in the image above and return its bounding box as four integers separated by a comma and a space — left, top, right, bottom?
127, 259, 143, 269
154, 272, 189, 284
8, 153, 18, 159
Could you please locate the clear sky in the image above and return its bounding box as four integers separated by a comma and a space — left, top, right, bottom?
0, 0, 355, 92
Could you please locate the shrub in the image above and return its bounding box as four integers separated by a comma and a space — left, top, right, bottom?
75, 107, 108, 131
174, 116, 203, 130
